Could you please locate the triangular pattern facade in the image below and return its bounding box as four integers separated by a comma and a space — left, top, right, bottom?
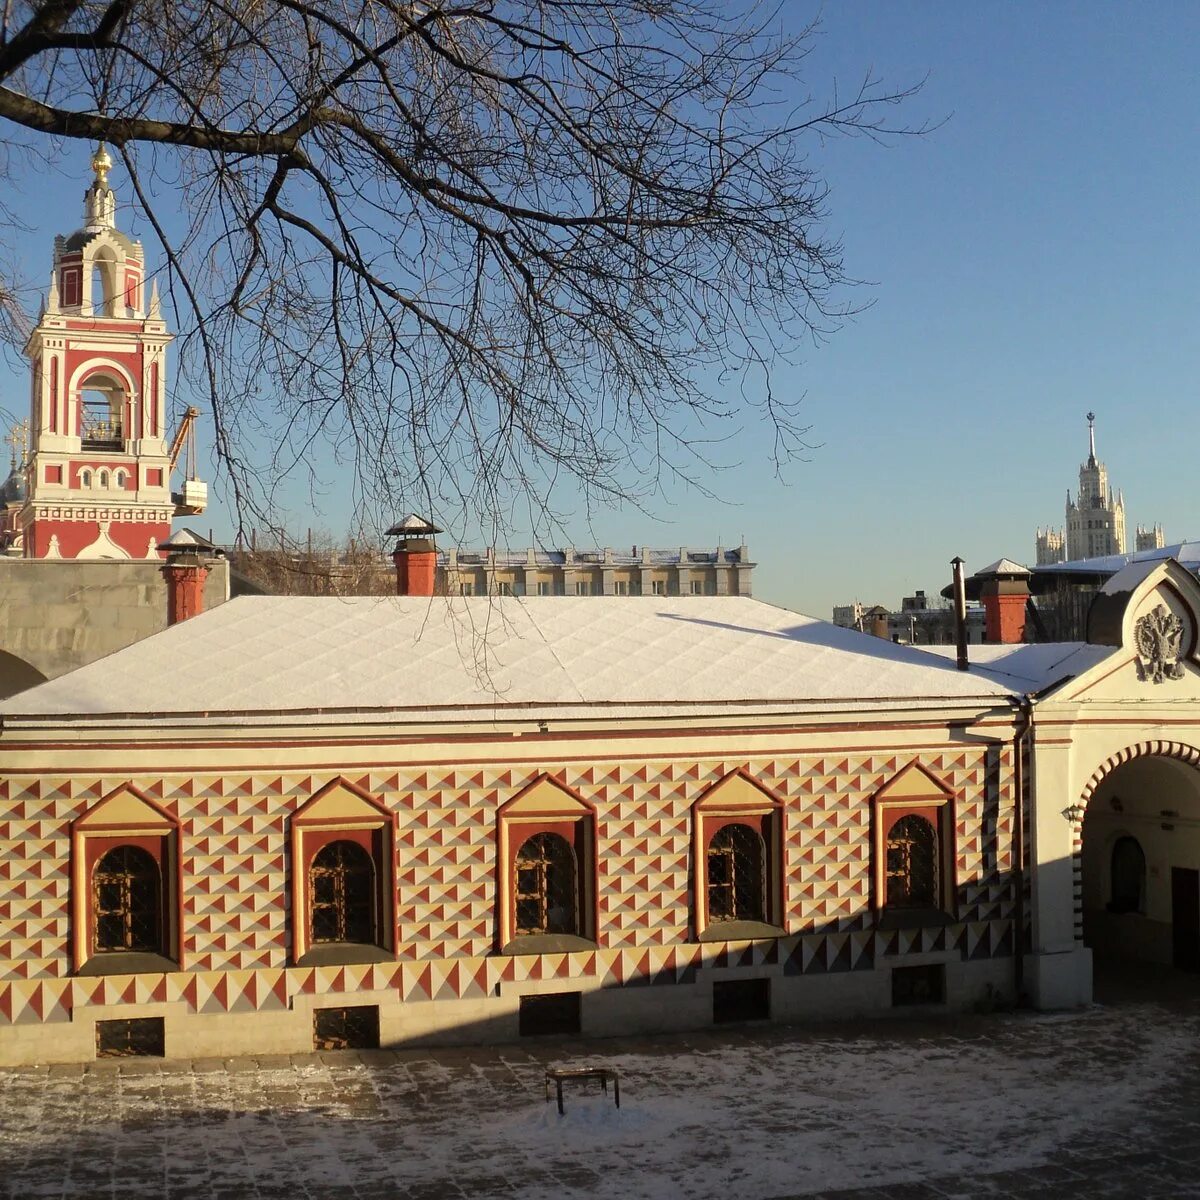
0, 745, 1016, 1024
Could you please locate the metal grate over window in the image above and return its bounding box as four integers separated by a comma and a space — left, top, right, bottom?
706, 823, 766, 923
310, 840, 376, 944
515, 833, 578, 935
886, 814, 939, 907
313, 1005, 380, 1051
93, 845, 161, 953
96, 1017, 165, 1057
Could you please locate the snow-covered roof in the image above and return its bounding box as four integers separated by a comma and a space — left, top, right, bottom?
0, 596, 1045, 723
917, 642, 1113, 691
977, 557, 1031, 576
1033, 540, 1200, 579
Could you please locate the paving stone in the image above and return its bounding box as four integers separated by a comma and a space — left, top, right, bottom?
6, 995, 1200, 1199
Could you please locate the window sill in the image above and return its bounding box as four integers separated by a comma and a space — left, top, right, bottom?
498, 934, 598, 956
296, 943, 395, 967
78, 951, 179, 976
699, 920, 786, 943
875, 907, 955, 931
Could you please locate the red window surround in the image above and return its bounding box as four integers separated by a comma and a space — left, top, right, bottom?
869, 762, 958, 921
69, 784, 182, 973
289, 777, 397, 964
495, 774, 598, 951
690, 769, 785, 940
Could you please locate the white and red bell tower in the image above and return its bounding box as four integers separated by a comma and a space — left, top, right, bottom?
18, 145, 175, 559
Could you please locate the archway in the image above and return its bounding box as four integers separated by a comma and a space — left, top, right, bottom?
1080, 749, 1200, 993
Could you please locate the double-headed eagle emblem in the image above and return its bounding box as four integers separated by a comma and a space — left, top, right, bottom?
1134, 604, 1186, 684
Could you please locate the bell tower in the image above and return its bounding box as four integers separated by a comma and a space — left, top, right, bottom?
18, 145, 175, 559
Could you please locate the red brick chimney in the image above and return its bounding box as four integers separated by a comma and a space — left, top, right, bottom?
386, 514, 442, 597
977, 559, 1032, 644
159, 530, 220, 625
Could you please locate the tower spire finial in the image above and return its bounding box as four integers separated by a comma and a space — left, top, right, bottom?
84, 143, 116, 230
91, 143, 113, 188
1086, 411, 1096, 464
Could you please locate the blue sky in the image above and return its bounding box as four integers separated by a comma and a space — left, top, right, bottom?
2, 4, 1197, 617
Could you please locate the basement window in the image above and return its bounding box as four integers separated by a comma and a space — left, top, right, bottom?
713, 978, 771, 1024
519, 991, 582, 1037
891, 964, 946, 1007
313, 1005, 380, 1050
96, 1017, 165, 1058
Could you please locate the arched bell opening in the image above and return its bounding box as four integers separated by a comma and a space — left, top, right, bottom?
88, 248, 122, 318
78, 372, 128, 448
1080, 752, 1200, 991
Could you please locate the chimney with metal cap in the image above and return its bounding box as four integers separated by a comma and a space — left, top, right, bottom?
159, 529, 222, 625
951, 557, 969, 671
387, 513, 442, 596
978, 558, 1032, 644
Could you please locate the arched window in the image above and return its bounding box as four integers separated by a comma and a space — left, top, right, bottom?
706, 823, 765, 923
80, 469, 92, 488
92, 845, 161, 953
114, 470, 127, 488
89, 252, 119, 317
514, 832, 578, 935
98, 470, 109, 489
309, 840, 376, 944
79, 373, 126, 447
885, 815, 939, 908
1109, 836, 1146, 914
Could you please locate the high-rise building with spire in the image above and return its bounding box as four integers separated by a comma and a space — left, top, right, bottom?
1035, 413, 1159, 564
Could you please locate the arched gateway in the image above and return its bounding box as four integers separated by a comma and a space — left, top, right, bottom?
1025, 558, 1200, 1007
1078, 746, 1200, 973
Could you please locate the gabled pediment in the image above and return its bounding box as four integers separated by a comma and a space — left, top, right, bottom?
872, 761, 954, 804
73, 783, 176, 831
499, 773, 593, 818
692, 768, 782, 815
294, 777, 391, 823
1062, 559, 1200, 702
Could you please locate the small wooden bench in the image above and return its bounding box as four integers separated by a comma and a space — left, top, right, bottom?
544, 1065, 620, 1115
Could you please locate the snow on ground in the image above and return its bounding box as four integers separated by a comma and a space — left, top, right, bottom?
2, 1004, 1197, 1199
414, 1010, 1189, 1198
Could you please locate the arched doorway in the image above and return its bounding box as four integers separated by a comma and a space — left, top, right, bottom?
1080, 749, 1200, 986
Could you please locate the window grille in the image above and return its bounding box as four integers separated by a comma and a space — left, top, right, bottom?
313, 1005, 380, 1050
885, 814, 938, 907
310, 840, 376, 944
706, 823, 766, 923
514, 832, 578, 935
92, 845, 161, 953
96, 1017, 165, 1057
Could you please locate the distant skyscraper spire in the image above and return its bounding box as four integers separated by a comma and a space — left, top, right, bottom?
1086, 411, 1097, 467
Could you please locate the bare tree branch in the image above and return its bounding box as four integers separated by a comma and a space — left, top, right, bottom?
0, 1, 926, 536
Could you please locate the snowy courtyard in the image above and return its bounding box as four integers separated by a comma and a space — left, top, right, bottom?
3, 996, 1200, 1200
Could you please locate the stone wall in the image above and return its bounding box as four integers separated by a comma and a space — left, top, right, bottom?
0, 558, 229, 697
